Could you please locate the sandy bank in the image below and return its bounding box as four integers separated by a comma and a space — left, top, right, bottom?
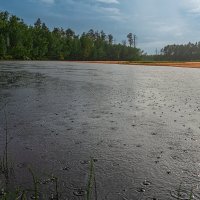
77, 61, 200, 68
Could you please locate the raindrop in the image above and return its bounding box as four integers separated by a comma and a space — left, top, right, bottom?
143, 180, 151, 186
73, 189, 86, 196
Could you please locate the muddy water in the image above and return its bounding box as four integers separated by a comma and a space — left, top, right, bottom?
0, 61, 200, 199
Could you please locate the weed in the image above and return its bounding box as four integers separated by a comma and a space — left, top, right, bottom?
0, 188, 26, 200
189, 188, 193, 200
28, 167, 39, 200
50, 175, 59, 200
0, 108, 11, 189
177, 182, 182, 200
54, 176, 59, 200
85, 157, 98, 200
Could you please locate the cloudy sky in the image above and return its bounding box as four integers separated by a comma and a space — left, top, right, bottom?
1, 0, 200, 53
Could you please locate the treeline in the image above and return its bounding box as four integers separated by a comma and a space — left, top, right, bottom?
143, 42, 200, 61
0, 11, 141, 61
160, 42, 200, 61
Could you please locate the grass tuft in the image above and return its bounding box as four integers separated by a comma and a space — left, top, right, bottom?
86, 157, 94, 200
28, 167, 39, 200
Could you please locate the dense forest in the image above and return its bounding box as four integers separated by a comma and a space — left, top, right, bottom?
1, 10, 200, 62
160, 42, 200, 61
143, 42, 200, 61
0, 11, 142, 61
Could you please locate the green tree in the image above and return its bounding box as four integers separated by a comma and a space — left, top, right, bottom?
127, 33, 133, 47
108, 34, 113, 45
0, 10, 142, 61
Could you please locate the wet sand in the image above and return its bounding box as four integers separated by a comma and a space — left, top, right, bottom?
0, 61, 200, 199
82, 61, 200, 68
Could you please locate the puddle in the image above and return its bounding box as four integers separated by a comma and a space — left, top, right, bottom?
0, 61, 200, 199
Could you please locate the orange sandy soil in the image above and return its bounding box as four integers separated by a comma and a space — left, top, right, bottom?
76, 61, 200, 68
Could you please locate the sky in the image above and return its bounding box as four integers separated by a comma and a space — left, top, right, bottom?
1, 0, 200, 53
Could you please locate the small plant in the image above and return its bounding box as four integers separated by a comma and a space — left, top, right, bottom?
177, 182, 182, 200
0, 188, 27, 200
54, 176, 59, 200
0, 108, 13, 188
189, 188, 194, 200
28, 167, 39, 200
50, 175, 59, 200
85, 157, 98, 200
172, 183, 194, 200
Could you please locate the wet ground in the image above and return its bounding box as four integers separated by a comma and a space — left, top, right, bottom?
0, 61, 200, 199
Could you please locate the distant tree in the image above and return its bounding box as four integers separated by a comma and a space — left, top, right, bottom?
80, 33, 93, 60
87, 29, 95, 40
53, 27, 60, 35
0, 11, 9, 58
42, 23, 49, 32
65, 28, 75, 38
108, 34, 113, 45
32, 18, 49, 59
0, 34, 6, 58
100, 30, 106, 40
0, 11, 9, 21
94, 31, 100, 40
122, 40, 126, 46
34, 18, 42, 28
127, 33, 133, 47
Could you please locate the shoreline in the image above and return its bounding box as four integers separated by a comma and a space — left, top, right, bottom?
1, 60, 200, 69
79, 61, 200, 69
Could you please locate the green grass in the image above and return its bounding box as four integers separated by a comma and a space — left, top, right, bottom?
86, 158, 95, 200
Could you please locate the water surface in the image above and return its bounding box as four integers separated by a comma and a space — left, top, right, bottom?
0, 61, 200, 199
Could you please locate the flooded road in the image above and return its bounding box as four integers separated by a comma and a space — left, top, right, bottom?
0, 61, 200, 199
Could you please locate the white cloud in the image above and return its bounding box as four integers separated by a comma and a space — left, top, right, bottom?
95, 6, 126, 21
98, 7, 120, 15
96, 0, 119, 4
40, 0, 55, 4
183, 0, 200, 14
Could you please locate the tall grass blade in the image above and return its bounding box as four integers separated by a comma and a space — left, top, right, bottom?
28, 167, 39, 200
189, 188, 193, 200
86, 158, 94, 200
